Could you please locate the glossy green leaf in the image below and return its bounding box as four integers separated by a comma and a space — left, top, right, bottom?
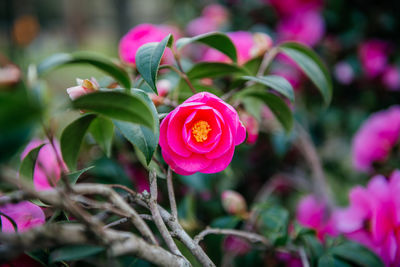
237, 89, 293, 132
187, 62, 248, 80
19, 144, 45, 185
300, 234, 324, 266
135, 34, 173, 93
89, 116, 114, 157
113, 89, 159, 165
259, 205, 289, 246
278, 42, 332, 105
49, 245, 105, 263
330, 241, 384, 267
61, 114, 97, 170
241, 75, 295, 102
67, 166, 94, 185
72, 91, 155, 131
176, 32, 237, 63
37, 52, 131, 89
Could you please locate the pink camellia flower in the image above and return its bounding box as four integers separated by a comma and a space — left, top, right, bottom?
267, 0, 323, 16
335, 171, 400, 266
382, 65, 400, 91
201, 31, 273, 65
119, 23, 180, 65
359, 40, 390, 79
334, 61, 355, 85
223, 235, 251, 255
239, 111, 259, 144
21, 139, 67, 191
186, 4, 229, 36
221, 190, 248, 217
277, 10, 325, 47
351, 106, 400, 172
0, 199, 45, 232
66, 78, 98, 100
297, 195, 337, 241
159, 92, 246, 175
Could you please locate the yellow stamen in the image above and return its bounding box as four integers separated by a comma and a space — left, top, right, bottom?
192, 120, 211, 142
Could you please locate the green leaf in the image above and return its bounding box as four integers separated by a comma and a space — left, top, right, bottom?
135, 34, 173, 93
89, 116, 114, 157
49, 245, 105, 263
113, 89, 159, 165
241, 75, 295, 102
176, 32, 237, 63
61, 114, 97, 170
37, 52, 131, 89
318, 254, 353, 267
0, 82, 41, 163
300, 234, 324, 266
71, 91, 155, 131
237, 89, 293, 132
278, 42, 332, 105
259, 205, 289, 246
67, 166, 94, 185
330, 241, 384, 267
187, 62, 248, 80
19, 144, 45, 185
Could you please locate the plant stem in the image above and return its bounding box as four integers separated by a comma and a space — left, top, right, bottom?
166, 167, 178, 221
194, 227, 269, 246
148, 169, 182, 256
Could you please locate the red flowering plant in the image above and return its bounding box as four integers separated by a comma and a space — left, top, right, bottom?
0, 2, 393, 267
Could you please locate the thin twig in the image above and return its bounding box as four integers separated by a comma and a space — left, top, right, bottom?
148, 169, 182, 256
256, 47, 279, 77
104, 218, 129, 229
166, 167, 178, 221
295, 123, 334, 208
194, 227, 269, 246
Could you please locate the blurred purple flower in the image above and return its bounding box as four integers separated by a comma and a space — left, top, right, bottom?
276, 251, 303, 267
223, 235, 251, 255
335, 171, 400, 266
382, 65, 400, 91
359, 40, 390, 79
296, 195, 338, 241
21, 139, 67, 191
334, 61, 355, 85
351, 106, 400, 172
266, 0, 323, 16
277, 10, 325, 47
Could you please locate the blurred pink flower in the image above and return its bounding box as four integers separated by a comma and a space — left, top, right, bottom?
267, 0, 323, 16
0, 199, 45, 232
201, 31, 273, 65
159, 92, 246, 175
296, 195, 337, 241
223, 235, 251, 255
351, 106, 400, 172
277, 10, 325, 47
276, 252, 303, 267
149, 79, 172, 106
186, 4, 228, 36
336, 171, 400, 266
21, 139, 67, 191
359, 40, 390, 79
239, 111, 259, 144
382, 65, 400, 91
334, 61, 355, 85
66, 78, 98, 100
119, 23, 181, 65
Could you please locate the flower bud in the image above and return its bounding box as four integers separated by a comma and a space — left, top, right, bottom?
250, 33, 274, 57
66, 77, 98, 100
221, 190, 247, 217
239, 111, 259, 145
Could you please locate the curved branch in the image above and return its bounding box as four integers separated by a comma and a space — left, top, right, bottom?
194, 227, 269, 246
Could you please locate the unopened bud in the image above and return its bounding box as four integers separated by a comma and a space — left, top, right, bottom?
221, 190, 248, 217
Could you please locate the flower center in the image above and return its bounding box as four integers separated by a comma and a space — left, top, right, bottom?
192, 120, 211, 142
